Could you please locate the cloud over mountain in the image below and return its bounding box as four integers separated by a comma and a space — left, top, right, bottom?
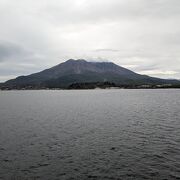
0, 0, 180, 81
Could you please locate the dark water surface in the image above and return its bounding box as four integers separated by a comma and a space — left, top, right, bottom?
0, 89, 180, 180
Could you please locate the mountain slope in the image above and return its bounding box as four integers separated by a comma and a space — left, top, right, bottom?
1, 59, 179, 89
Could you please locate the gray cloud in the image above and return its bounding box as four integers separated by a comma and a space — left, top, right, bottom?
0, 42, 30, 61
40, 0, 180, 25
0, 0, 180, 82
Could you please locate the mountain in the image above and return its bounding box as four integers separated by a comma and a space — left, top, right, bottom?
1, 59, 180, 89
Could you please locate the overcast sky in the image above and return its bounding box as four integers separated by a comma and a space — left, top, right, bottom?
0, 0, 180, 82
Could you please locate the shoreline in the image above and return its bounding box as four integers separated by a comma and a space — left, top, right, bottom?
1, 87, 180, 91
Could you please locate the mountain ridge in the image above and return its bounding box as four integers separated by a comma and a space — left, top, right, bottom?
1, 59, 180, 89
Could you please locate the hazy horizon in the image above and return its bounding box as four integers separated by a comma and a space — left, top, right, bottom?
0, 0, 180, 82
